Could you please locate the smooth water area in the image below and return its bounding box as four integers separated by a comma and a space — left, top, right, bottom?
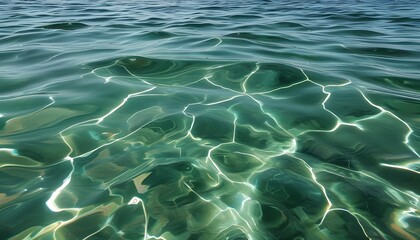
0, 0, 419, 239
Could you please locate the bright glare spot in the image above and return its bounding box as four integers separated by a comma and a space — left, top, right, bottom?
128, 197, 141, 205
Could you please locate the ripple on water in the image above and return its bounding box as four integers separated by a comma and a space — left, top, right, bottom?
40, 22, 90, 30
0, 1, 419, 240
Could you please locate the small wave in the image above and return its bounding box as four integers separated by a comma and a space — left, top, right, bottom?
224, 32, 293, 43
331, 29, 386, 37
350, 46, 418, 58
40, 22, 89, 30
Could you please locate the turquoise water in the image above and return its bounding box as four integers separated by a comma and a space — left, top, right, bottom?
1, 0, 419, 239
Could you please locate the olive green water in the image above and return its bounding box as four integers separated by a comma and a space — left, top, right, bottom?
0, 0, 419, 239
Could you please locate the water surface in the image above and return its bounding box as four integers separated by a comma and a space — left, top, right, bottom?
0, 0, 419, 239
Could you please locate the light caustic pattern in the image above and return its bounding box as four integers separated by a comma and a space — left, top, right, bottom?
2, 57, 419, 240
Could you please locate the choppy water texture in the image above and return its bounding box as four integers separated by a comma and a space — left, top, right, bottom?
1, 0, 419, 239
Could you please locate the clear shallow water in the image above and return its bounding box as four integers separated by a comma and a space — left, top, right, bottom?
0, 0, 419, 239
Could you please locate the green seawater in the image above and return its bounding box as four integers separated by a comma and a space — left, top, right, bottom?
0, 0, 419, 239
